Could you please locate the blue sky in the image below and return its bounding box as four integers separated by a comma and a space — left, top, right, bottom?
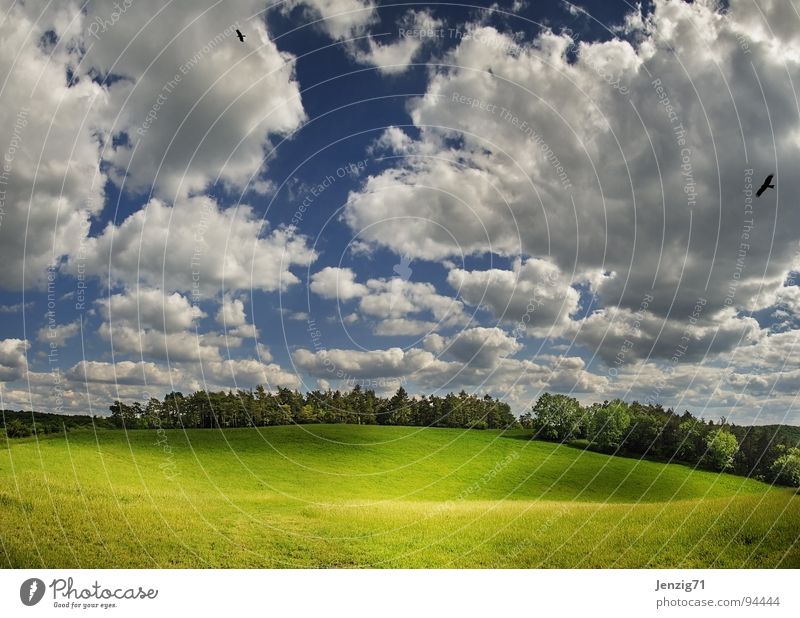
1, 0, 800, 424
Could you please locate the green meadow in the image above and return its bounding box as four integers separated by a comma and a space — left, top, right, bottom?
1, 424, 798, 568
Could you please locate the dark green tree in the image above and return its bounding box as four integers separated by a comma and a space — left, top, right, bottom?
531, 393, 582, 442
589, 400, 631, 452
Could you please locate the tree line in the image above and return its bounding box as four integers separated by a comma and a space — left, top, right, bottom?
105, 385, 517, 431
520, 393, 800, 487
2, 410, 114, 438
3, 387, 798, 488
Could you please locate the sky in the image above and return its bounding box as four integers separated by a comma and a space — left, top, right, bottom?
1, 0, 799, 425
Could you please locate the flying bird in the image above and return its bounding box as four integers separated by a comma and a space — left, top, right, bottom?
756, 174, 775, 197
235, 29, 245, 42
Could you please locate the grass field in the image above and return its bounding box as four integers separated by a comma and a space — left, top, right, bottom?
1, 424, 798, 568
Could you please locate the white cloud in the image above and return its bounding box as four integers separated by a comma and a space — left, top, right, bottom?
360, 278, 466, 325
0, 302, 35, 313
216, 296, 247, 328
84, 0, 306, 199
4, 0, 800, 423
0, 338, 29, 382
340, 0, 800, 371
353, 11, 443, 74
567, 305, 764, 365
36, 320, 81, 346
215, 297, 258, 339
369, 126, 415, 154
204, 358, 299, 389
256, 342, 273, 362
310, 266, 368, 300
282, 0, 377, 42
310, 266, 468, 332
374, 318, 438, 336
98, 287, 205, 334
422, 333, 447, 354
0, 4, 106, 290
293, 346, 439, 379
292, 326, 604, 407
444, 327, 522, 368
72, 196, 316, 296
295, 326, 519, 378
448, 258, 581, 337
91, 286, 265, 371
0, 2, 308, 292
60, 356, 299, 406
282, 3, 439, 74
66, 360, 180, 386
97, 322, 226, 363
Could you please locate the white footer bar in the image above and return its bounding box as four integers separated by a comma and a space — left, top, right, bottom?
1, 569, 796, 617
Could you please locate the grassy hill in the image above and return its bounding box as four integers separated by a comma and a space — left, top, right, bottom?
1, 424, 798, 567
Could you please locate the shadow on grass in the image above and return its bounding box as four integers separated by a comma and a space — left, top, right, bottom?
502, 433, 800, 492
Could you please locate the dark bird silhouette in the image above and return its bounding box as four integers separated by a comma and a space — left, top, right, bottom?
756, 174, 775, 197
235, 29, 245, 42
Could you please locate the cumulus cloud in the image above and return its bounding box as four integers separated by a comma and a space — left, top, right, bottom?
310, 266, 468, 333
0, 338, 29, 382
66, 360, 180, 386
310, 266, 368, 300
352, 10, 443, 74
256, 342, 273, 362
36, 320, 81, 346
282, 2, 440, 74
216, 296, 248, 328
204, 358, 299, 389
360, 278, 467, 325
0, 3, 106, 290
98, 287, 205, 334
282, 0, 377, 42
292, 327, 603, 405
0, 1, 308, 291
369, 126, 416, 154
218, 296, 259, 339
293, 346, 439, 379
91, 288, 264, 376
62, 356, 299, 405
72, 196, 316, 296
5, 0, 800, 422
341, 0, 800, 371
568, 304, 764, 365
93, 287, 234, 363
97, 322, 227, 363
443, 326, 522, 368
84, 0, 306, 199
448, 258, 581, 337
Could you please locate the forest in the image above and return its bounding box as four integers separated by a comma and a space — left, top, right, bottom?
105, 385, 517, 431
3, 387, 799, 487
521, 393, 800, 487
